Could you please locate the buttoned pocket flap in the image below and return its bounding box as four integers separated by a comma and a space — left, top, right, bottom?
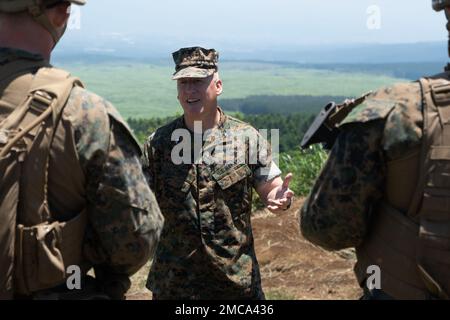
212, 164, 252, 190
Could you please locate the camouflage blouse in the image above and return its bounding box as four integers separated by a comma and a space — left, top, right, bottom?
143, 109, 280, 299
300, 82, 423, 251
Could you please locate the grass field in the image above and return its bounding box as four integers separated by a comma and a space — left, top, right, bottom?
60, 60, 407, 118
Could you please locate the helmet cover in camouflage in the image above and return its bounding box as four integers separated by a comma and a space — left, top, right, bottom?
433, 0, 450, 11
172, 46, 219, 80
0, 0, 86, 13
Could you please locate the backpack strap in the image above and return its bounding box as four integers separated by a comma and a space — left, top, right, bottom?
405, 78, 430, 218
0, 68, 83, 154
0, 67, 83, 221
0, 93, 53, 157
34, 69, 83, 221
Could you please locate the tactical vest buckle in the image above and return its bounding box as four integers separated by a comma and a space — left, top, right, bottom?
29, 91, 53, 114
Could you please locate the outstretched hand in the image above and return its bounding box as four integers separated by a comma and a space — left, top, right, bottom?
266, 173, 295, 213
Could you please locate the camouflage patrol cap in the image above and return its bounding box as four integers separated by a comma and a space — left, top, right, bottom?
0, 0, 86, 13
172, 47, 219, 80
433, 0, 450, 11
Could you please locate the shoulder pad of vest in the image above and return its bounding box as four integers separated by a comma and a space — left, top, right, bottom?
423, 76, 450, 107
32, 67, 84, 90
340, 98, 396, 126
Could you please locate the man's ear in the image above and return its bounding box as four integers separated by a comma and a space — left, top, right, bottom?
215, 79, 223, 96
46, 2, 71, 28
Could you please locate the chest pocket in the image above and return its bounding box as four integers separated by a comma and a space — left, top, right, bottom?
158, 162, 193, 197
211, 164, 253, 233
153, 145, 191, 210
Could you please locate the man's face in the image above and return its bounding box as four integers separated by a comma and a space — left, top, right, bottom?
177, 74, 222, 118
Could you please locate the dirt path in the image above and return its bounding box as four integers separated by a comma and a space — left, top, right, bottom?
126, 198, 362, 300
252, 198, 361, 300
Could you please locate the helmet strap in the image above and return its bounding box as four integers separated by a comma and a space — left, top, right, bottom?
28, 2, 61, 47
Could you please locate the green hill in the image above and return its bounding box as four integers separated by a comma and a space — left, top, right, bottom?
60, 60, 407, 118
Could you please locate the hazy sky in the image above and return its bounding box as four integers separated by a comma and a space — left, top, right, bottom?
63, 0, 447, 48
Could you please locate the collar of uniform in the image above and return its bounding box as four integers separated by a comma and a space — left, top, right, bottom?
0, 47, 45, 64
177, 107, 228, 132
216, 107, 227, 130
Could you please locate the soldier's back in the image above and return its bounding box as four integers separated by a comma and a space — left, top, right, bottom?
0, 48, 163, 299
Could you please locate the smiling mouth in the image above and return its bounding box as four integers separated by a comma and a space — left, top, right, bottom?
187, 99, 201, 104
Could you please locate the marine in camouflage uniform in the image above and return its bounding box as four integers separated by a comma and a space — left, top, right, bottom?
300, 1, 450, 300
301, 82, 422, 249
143, 47, 294, 300
0, 0, 163, 299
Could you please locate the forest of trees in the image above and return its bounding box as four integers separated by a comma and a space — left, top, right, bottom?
128, 112, 316, 153
219, 94, 346, 115
127, 94, 335, 151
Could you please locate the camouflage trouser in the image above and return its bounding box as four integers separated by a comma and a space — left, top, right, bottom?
149, 270, 265, 300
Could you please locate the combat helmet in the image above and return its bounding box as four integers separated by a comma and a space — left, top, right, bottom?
433, 0, 450, 11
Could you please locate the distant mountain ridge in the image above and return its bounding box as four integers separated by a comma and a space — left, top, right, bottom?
56, 38, 448, 64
